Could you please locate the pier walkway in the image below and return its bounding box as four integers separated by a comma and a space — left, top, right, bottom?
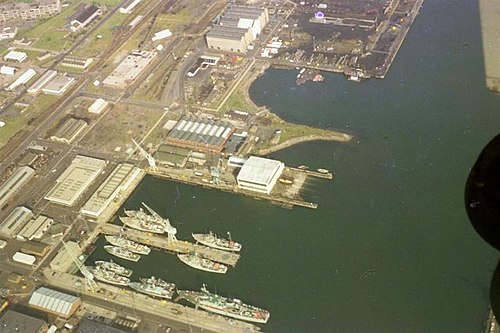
43, 269, 260, 333
100, 224, 241, 266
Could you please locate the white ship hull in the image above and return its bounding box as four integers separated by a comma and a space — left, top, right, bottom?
119, 216, 164, 234
104, 245, 141, 262
192, 233, 242, 252
197, 303, 269, 324
177, 253, 227, 274
105, 235, 151, 255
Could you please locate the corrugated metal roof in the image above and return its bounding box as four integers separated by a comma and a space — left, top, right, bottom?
29, 287, 79, 316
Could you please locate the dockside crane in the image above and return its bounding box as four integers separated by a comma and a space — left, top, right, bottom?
132, 139, 157, 172
61, 240, 99, 293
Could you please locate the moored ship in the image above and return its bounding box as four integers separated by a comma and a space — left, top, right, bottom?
95, 260, 132, 277
104, 245, 141, 262
119, 216, 165, 234
192, 232, 242, 252
139, 276, 176, 291
105, 235, 151, 255
87, 266, 130, 286
177, 285, 270, 324
128, 280, 175, 299
177, 252, 228, 274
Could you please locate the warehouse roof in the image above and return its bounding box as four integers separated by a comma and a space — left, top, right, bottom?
237, 156, 283, 185
0, 310, 46, 333
29, 287, 80, 317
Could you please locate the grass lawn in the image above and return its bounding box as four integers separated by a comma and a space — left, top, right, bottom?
0, 113, 29, 146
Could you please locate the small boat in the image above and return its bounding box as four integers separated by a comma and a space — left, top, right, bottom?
317, 168, 330, 174
104, 245, 141, 262
95, 260, 132, 277
297, 165, 309, 170
177, 252, 228, 274
312, 74, 324, 82
192, 232, 242, 252
278, 178, 293, 185
348, 75, 361, 82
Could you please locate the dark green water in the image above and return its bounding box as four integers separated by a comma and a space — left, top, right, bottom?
87, 0, 500, 331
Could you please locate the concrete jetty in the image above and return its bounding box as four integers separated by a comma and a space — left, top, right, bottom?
100, 224, 241, 266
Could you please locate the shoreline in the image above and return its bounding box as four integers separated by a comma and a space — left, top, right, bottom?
235, 60, 354, 155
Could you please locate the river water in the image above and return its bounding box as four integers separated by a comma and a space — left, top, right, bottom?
87, 0, 500, 332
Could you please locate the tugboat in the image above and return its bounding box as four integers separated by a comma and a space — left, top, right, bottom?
192, 232, 242, 252
177, 284, 270, 324
177, 252, 228, 274
95, 260, 132, 277
104, 245, 141, 262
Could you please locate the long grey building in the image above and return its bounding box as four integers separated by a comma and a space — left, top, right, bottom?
206, 5, 268, 53
0, 166, 35, 209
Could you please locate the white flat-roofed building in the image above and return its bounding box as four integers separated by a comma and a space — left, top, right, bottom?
50, 241, 81, 272
120, 0, 141, 13
7, 68, 36, 91
17, 215, 53, 241
88, 98, 108, 114
41, 75, 75, 95
0, 65, 17, 75
0, 206, 33, 238
152, 28, 172, 41
103, 50, 156, 89
81, 163, 142, 218
27, 69, 57, 95
13, 251, 36, 265
0, 166, 35, 209
236, 156, 284, 194
3, 50, 27, 63
29, 287, 81, 319
44, 155, 106, 206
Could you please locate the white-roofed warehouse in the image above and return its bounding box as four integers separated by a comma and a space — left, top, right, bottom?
29, 287, 81, 318
236, 156, 284, 194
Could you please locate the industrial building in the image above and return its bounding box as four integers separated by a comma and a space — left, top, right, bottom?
50, 117, 88, 144
29, 287, 81, 319
0, 65, 17, 75
103, 50, 157, 89
0, 310, 48, 333
81, 163, 142, 218
236, 156, 284, 194
27, 69, 57, 95
0, 25, 18, 40
119, 0, 142, 13
41, 75, 75, 95
206, 5, 268, 53
0, 166, 35, 209
88, 98, 108, 114
70, 4, 100, 32
0, 206, 33, 238
154, 144, 191, 167
50, 241, 81, 272
17, 215, 53, 241
3, 50, 27, 63
61, 56, 93, 70
6, 68, 36, 91
165, 116, 235, 153
44, 155, 106, 206
21, 241, 51, 257
0, 0, 61, 22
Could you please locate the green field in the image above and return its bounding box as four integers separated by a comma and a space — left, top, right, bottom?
0, 114, 29, 146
